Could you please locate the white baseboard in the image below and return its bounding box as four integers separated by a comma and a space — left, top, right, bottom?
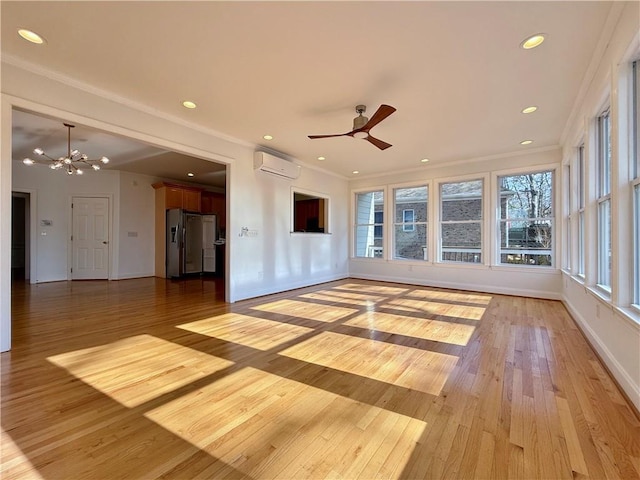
562, 296, 640, 412
231, 273, 349, 303
349, 272, 562, 300
115, 273, 155, 280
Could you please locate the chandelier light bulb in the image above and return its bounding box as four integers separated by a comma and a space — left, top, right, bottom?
71, 149, 79, 156
82, 154, 88, 160
63, 157, 72, 164
49, 164, 57, 169
34, 148, 44, 155
23, 158, 34, 165
76, 169, 83, 175
92, 164, 100, 171
101, 156, 109, 164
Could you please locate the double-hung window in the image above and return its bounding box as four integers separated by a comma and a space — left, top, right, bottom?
597, 109, 612, 292
577, 145, 586, 277
564, 164, 572, 271
440, 179, 483, 263
355, 190, 384, 258
393, 186, 427, 260
498, 171, 554, 266
632, 61, 640, 309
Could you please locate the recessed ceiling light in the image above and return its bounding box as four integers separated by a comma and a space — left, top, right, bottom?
187, 172, 194, 177
352, 170, 359, 174
522, 106, 538, 114
317, 156, 325, 161
263, 135, 273, 140
521, 34, 545, 50
18, 28, 45, 44
420, 158, 429, 163
182, 101, 197, 109
520, 140, 533, 145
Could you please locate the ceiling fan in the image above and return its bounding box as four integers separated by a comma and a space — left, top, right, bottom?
308, 104, 396, 150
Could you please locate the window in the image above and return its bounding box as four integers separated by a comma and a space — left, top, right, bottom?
292, 191, 328, 233
393, 186, 427, 260
355, 190, 384, 258
565, 164, 572, 271
577, 145, 586, 276
633, 61, 640, 308
374, 211, 383, 239
597, 109, 612, 291
440, 179, 482, 263
498, 171, 554, 266
402, 210, 415, 231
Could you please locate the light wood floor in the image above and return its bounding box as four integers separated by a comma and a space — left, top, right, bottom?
2, 278, 639, 479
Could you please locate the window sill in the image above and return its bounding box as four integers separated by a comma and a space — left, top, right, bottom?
490, 264, 559, 275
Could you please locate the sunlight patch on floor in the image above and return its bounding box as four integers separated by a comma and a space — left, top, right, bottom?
345, 311, 476, 346
0, 428, 45, 479
279, 332, 458, 396
47, 334, 233, 407
178, 314, 314, 351
251, 299, 358, 322
144, 366, 427, 479
404, 289, 493, 306
382, 298, 486, 320
299, 289, 388, 306
333, 283, 409, 295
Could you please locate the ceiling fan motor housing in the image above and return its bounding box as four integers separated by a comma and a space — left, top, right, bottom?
353, 105, 369, 130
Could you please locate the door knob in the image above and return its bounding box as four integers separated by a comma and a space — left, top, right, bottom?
102, 241, 109, 244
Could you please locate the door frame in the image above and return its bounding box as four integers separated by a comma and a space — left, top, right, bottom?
68, 194, 114, 280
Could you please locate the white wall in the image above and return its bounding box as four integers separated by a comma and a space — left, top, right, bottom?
560, 2, 640, 411
118, 172, 157, 279
0, 60, 350, 352
230, 158, 349, 301
348, 148, 563, 299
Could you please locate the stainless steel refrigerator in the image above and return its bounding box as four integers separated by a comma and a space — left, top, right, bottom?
166, 209, 217, 278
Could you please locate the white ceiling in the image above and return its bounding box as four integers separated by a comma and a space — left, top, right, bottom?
2, 1, 615, 180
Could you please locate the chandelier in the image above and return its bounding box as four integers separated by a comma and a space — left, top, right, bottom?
22, 123, 110, 175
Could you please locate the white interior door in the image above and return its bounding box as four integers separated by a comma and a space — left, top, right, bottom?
72, 197, 109, 280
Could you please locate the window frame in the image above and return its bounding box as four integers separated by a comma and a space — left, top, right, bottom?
391, 184, 429, 261
496, 169, 555, 268
437, 177, 485, 265
577, 144, 586, 278
596, 108, 612, 293
353, 188, 385, 259
632, 61, 640, 311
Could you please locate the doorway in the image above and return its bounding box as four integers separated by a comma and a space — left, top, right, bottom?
11, 192, 30, 283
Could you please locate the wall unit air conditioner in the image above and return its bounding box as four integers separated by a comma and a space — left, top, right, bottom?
253, 151, 300, 180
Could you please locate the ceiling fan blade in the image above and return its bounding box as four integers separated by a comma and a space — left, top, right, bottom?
365, 135, 392, 150
308, 133, 349, 139
361, 104, 396, 132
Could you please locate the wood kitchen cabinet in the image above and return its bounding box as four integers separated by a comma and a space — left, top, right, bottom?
154, 182, 202, 212
201, 191, 226, 230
